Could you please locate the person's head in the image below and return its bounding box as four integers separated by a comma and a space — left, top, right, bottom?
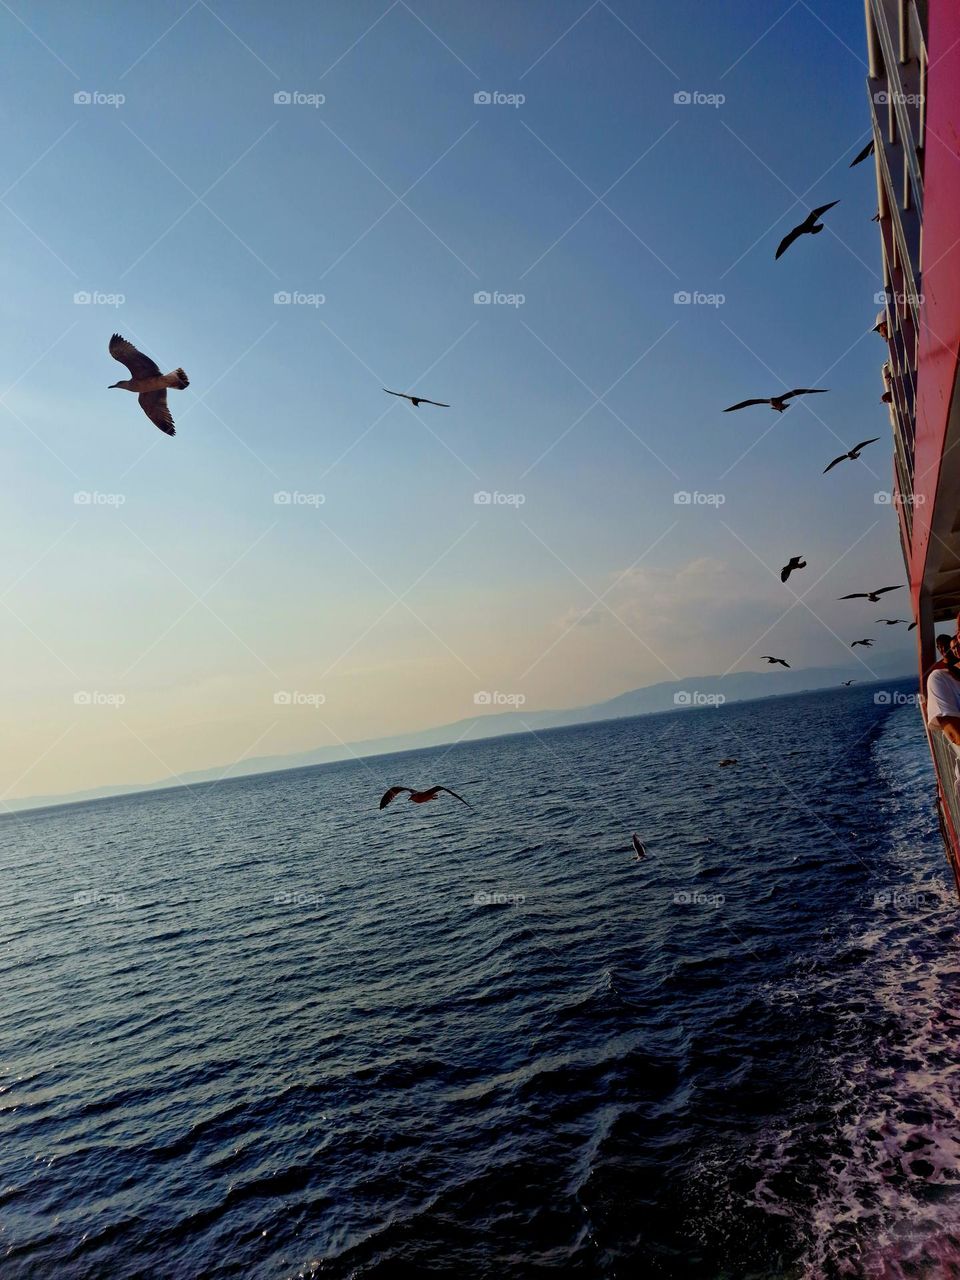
936, 634, 952, 657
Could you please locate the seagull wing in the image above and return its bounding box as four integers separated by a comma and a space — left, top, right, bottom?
379, 785, 412, 809
724, 398, 769, 412
632, 833, 646, 858
418, 398, 450, 408
435, 785, 473, 809
850, 437, 880, 452
839, 593, 869, 600
849, 139, 874, 168
908, 621, 917, 630
780, 566, 791, 582
823, 453, 849, 473
810, 200, 840, 221
382, 388, 412, 402
873, 585, 902, 595
110, 333, 161, 379
775, 224, 804, 259
778, 659, 791, 667
137, 391, 175, 436
782, 388, 829, 400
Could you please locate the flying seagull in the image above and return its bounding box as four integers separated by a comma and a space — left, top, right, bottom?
108, 333, 189, 436
842, 680, 856, 686
839, 586, 902, 603
718, 758, 738, 767
907, 621, 917, 631
875, 618, 909, 626
851, 639, 874, 648
849, 139, 875, 168
631, 833, 646, 861
761, 655, 791, 668
775, 201, 840, 259
379, 784, 472, 810
781, 555, 806, 583
724, 388, 828, 414
823, 438, 880, 473
383, 388, 449, 408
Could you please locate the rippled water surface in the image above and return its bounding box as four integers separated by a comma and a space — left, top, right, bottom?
3, 685, 960, 1278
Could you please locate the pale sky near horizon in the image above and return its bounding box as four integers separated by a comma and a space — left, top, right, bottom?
1, 0, 914, 803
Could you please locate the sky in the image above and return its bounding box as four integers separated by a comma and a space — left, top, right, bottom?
0, 0, 915, 804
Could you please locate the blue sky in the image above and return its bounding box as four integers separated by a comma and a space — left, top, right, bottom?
0, 0, 913, 801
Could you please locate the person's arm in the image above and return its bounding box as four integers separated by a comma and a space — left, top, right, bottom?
926, 670, 960, 742
934, 716, 960, 745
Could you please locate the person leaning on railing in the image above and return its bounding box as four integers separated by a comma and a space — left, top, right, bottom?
927, 634, 960, 746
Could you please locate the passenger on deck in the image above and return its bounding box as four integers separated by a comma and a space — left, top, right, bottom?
932, 634, 957, 671
926, 636, 960, 745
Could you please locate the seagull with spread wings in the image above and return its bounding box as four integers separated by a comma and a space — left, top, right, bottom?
108, 334, 189, 436
775, 201, 840, 259
781, 555, 806, 583
839, 586, 902, 603
379, 784, 472, 810
724, 388, 828, 414
851, 639, 875, 648
823, 438, 880, 473
875, 618, 909, 626
761, 655, 791, 668
842, 680, 856, 686
849, 139, 875, 168
383, 388, 449, 408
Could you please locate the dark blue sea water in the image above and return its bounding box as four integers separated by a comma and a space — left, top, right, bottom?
3, 684, 960, 1278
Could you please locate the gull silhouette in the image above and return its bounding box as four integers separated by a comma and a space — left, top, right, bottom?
725, 389, 828, 414
823, 438, 880, 473
839, 586, 902, 603
842, 680, 856, 686
631, 833, 646, 861
781, 556, 806, 583
875, 618, 909, 626
379, 784, 472, 810
108, 333, 189, 436
761, 655, 790, 668
851, 639, 874, 648
775, 201, 840, 259
849, 139, 874, 168
383, 388, 449, 408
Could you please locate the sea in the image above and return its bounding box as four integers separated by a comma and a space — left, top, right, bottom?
3, 682, 960, 1279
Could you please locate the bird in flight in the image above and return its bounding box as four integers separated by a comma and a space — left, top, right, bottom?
761, 655, 791, 668
875, 618, 909, 626
724, 389, 828, 414
383, 388, 449, 408
907, 621, 918, 631
851, 639, 875, 648
823, 438, 880, 473
108, 333, 189, 436
839, 586, 902, 603
718, 758, 738, 767
849, 139, 875, 168
842, 680, 856, 686
379, 784, 472, 810
781, 556, 806, 583
775, 201, 840, 259
631, 833, 646, 861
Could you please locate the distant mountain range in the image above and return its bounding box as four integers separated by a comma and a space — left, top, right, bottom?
7, 659, 916, 814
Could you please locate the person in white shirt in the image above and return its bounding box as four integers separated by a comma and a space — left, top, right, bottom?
926, 635, 960, 744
